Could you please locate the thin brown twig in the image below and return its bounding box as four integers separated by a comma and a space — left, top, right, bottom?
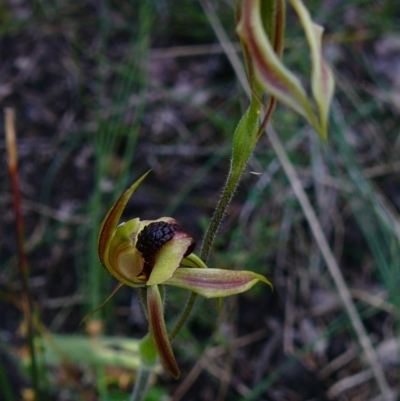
4, 108, 41, 396
5, 109, 29, 284
172, 326, 268, 401
319, 345, 358, 379
171, 358, 204, 401
327, 368, 374, 399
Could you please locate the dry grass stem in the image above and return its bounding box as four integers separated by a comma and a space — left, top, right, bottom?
327, 368, 374, 399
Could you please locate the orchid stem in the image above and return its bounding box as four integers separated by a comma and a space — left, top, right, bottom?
201, 169, 242, 263
170, 158, 246, 341
170, 96, 262, 341
169, 169, 242, 339
169, 291, 196, 342
129, 365, 152, 401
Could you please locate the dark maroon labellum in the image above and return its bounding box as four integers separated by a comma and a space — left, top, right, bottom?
136, 221, 196, 278
136, 221, 181, 265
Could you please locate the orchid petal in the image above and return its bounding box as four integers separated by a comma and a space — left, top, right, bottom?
147, 285, 180, 379
165, 268, 272, 299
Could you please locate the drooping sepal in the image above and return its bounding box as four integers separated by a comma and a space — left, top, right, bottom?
147, 285, 180, 379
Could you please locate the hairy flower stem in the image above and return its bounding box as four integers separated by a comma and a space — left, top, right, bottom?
201, 169, 242, 263
170, 96, 261, 340
169, 108, 258, 341
169, 169, 242, 342
169, 169, 241, 341
169, 170, 243, 342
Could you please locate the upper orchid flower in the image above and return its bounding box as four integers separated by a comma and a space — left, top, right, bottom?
98, 171, 272, 379
236, 0, 335, 141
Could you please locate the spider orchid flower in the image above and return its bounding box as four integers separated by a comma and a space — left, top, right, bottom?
98, 171, 272, 379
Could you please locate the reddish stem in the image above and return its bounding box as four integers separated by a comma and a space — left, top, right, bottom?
5, 108, 40, 396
